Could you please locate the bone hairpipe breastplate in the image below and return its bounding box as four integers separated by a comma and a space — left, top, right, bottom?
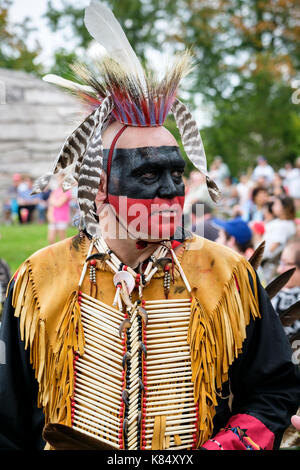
71, 237, 197, 450
73, 293, 197, 450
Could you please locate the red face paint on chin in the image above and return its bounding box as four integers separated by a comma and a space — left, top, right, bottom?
108, 195, 185, 239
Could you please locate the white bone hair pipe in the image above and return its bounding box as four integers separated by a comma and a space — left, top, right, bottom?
76, 359, 122, 386
73, 417, 119, 439
73, 425, 119, 449
74, 402, 119, 426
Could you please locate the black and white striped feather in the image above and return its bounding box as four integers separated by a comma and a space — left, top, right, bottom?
171, 98, 220, 203
73, 110, 112, 184
77, 95, 114, 236
31, 107, 105, 195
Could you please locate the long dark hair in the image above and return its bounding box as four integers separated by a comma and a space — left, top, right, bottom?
276, 195, 296, 220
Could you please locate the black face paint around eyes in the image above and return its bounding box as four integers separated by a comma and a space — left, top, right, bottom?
103, 146, 186, 200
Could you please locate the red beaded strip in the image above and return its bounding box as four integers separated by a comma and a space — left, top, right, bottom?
135, 273, 141, 289
119, 371, 125, 449
118, 311, 128, 450
141, 299, 147, 449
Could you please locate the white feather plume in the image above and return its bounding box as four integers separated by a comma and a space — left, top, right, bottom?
84, 0, 145, 85
43, 74, 94, 94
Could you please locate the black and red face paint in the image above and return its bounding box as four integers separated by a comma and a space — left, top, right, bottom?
103, 145, 186, 239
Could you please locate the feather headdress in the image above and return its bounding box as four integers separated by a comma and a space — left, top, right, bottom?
34, 0, 220, 235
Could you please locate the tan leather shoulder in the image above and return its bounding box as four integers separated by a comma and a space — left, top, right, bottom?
181, 234, 247, 311
14, 233, 88, 324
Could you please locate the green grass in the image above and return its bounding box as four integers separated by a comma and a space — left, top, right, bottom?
0, 223, 78, 275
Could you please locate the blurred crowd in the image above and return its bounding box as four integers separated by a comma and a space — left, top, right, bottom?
185, 155, 300, 278
0, 172, 79, 318
184, 155, 300, 343
2, 172, 79, 243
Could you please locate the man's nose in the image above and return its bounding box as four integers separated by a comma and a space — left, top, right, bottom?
157, 172, 179, 199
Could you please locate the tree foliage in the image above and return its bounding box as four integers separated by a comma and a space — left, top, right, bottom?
2, 0, 300, 173
203, 71, 300, 173
43, 0, 300, 172
0, 0, 43, 74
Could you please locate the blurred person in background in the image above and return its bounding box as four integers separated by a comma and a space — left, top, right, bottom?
251, 156, 275, 184
2, 173, 22, 224
183, 170, 211, 225
69, 185, 80, 225
272, 235, 300, 450
36, 188, 52, 224
263, 195, 296, 260
279, 161, 293, 178
271, 238, 300, 342
242, 186, 269, 223
17, 175, 41, 224
209, 156, 230, 190
285, 156, 300, 213
279, 161, 293, 180
250, 221, 265, 250
252, 201, 274, 250
262, 200, 275, 224
271, 173, 288, 197
236, 173, 254, 207
262, 195, 296, 283
214, 218, 269, 284
191, 201, 219, 241
214, 217, 253, 258
220, 176, 239, 216
47, 174, 72, 244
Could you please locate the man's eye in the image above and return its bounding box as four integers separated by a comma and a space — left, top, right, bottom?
142, 172, 156, 179
172, 170, 184, 179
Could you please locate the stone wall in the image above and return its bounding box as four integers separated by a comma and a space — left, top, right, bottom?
0, 68, 84, 218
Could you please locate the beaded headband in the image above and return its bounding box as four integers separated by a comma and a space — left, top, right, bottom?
32, 1, 220, 236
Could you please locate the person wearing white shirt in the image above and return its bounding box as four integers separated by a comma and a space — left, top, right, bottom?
252, 156, 275, 184
263, 195, 296, 260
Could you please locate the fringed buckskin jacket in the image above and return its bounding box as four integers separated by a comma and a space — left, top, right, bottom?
0, 232, 300, 450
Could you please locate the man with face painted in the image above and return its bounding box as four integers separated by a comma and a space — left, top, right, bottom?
96, 122, 186, 262
0, 1, 300, 452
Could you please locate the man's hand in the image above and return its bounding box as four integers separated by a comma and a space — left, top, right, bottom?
291, 415, 300, 431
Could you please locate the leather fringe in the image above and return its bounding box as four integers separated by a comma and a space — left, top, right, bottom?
187, 257, 260, 447
12, 260, 85, 426
12, 255, 260, 448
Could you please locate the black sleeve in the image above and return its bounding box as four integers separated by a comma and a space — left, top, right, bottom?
229, 273, 300, 449
0, 280, 45, 450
